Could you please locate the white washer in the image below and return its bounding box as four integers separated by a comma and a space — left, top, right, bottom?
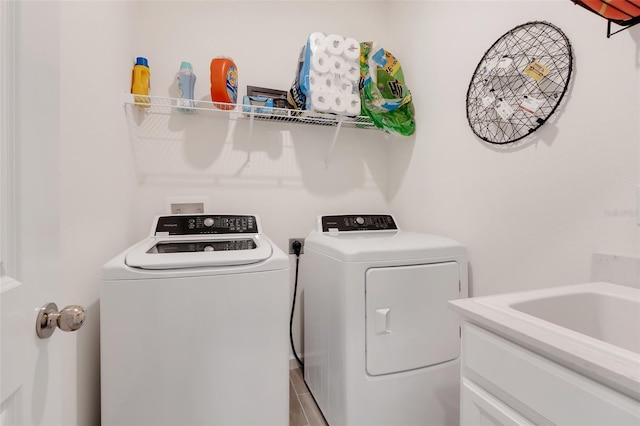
302, 214, 468, 426
101, 214, 289, 426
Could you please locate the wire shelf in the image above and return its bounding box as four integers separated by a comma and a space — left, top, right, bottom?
122, 92, 377, 166
122, 93, 376, 130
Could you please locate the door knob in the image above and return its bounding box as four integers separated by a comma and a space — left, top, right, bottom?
36, 302, 86, 339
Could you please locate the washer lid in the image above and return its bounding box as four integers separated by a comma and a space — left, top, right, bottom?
124, 234, 273, 270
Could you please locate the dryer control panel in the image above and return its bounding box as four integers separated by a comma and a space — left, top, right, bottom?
321, 215, 398, 232
154, 215, 258, 235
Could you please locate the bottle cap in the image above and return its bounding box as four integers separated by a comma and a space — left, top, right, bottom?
180, 61, 193, 71
135, 57, 149, 67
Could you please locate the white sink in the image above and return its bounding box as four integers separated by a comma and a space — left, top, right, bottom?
510, 289, 640, 354
450, 282, 640, 401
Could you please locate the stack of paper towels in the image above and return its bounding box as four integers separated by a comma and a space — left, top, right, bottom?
303, 32, 361, 116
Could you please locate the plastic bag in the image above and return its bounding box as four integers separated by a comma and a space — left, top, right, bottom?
287, 45, 307, 115
360, 42, 415, 136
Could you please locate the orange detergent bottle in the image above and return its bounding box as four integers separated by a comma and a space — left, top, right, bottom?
210, 57, 238, 110
131, 57, 150, 108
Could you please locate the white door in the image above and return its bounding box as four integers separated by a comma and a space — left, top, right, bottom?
1, 2, 75, 424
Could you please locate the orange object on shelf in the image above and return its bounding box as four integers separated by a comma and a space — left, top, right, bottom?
210, 57, 238, 110
575, 0, 640, 22
571, 0, 640, 36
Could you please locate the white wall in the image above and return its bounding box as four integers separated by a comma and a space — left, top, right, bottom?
128, 0, 393, 375
128, 1, 392, 244
13, 1, 640, 425
58, 3, 137, 424
386, 1, 640, 296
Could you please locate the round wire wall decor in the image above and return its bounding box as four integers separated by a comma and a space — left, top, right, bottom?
466, 21, 573, 144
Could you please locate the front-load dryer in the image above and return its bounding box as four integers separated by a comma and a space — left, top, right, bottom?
101, 214, 289, 426
302, 214, 468, 426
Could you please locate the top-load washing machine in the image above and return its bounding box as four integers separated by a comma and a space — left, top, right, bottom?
302, 214, 468, 426
101, 214, 289, 426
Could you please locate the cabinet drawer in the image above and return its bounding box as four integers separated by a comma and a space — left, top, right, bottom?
462, 323, 640, 425
462, 378, 534, 426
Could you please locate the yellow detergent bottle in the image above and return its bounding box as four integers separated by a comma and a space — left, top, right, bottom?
131, 57, 150, 108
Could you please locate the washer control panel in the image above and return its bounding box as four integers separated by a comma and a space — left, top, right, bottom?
321, 215, 397, 232
155, 215, 258, 235
148, 239, 256, 253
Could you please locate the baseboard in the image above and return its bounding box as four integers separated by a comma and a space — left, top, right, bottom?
289, 357, 303, 370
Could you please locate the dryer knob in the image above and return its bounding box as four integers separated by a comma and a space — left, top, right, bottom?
204, 217, 214, 227
356, 216, 365, 225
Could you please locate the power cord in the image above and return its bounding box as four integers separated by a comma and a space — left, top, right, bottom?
289, 240, 304, 368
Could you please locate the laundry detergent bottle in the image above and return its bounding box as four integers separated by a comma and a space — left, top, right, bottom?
177, 61, 196, 113
210, 57, 238, 110
131, 57, 150, 108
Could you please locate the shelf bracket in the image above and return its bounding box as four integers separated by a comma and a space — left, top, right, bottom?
247, 112, 255, 166
121, 91, 134, 105
325, 119, 343, 167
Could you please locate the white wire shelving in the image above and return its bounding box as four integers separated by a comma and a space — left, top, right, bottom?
122, 93, 378, 165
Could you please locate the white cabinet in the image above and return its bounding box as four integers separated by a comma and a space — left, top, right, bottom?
460, 323, 640, 425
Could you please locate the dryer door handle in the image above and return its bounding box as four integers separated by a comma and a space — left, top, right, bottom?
374, 308, 391, 335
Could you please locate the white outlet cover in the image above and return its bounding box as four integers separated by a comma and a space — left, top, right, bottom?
165, 196, 210, 214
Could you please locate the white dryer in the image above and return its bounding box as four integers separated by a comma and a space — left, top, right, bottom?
302, 214, 468, 426
101, 214, 289, 426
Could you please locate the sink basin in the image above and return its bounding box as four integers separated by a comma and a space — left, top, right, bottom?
510, 290, 640, 354
449, 282, 640, 401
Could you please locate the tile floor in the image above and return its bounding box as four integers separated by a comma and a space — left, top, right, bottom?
289, 367, 328, 426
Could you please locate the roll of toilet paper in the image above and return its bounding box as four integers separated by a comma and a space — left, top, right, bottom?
342, 38, 360, 61
337, 79, 354, 95
311, 52, 330, 73
310, 91, 331, 112
330, 56, 347, 76
344, 62, 360, 82
346, 94, 361, 116
324, 34, 345, 56
313, 73, 333, 91
308, 70, 320, 91
308, 32, 327, 53
330, 94, 347, 114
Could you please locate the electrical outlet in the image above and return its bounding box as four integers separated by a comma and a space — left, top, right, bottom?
166, 196, 210, 214
171, 203, 204, 214
288, 238, 305, 255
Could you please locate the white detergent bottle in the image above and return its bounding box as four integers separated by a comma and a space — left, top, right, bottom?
177, 61, 196, 112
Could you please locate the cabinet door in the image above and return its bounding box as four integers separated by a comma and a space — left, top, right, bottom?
463, 323, 640, 425
461, 378, 535, 426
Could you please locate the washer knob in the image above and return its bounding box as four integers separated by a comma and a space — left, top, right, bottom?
356, 216, 365, 225
203, 217, 214, 227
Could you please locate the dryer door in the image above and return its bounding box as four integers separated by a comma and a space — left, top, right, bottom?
365, 262, 460, 376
